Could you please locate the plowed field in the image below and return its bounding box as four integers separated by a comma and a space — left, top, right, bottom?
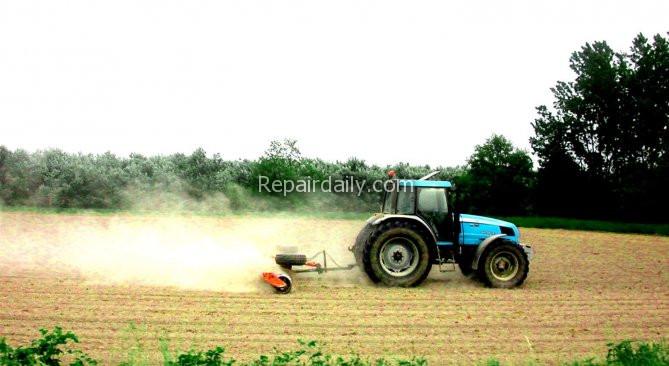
1, 212, 667, 364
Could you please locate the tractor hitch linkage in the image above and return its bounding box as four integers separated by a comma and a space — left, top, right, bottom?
261, 250, 356, 294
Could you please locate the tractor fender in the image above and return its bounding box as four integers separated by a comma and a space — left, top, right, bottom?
371, 215, 437, 244
365, 213, 383, 224
471, 234, 507, 271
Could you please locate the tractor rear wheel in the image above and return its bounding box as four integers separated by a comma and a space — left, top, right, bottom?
363, 221, 432, 287
478, 243, 528, 288
353, 223, 376, 280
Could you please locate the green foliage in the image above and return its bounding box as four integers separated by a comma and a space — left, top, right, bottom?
160, 339, 425, 366
605, 340, 668, 365
0, 140, 467, 214
531, 32, 669, 221
252, 139, 304, 190
2, 328, 668, 366
457, 135, 534, 216
0, 147, 41, 205
213, 339, 425, 366
0, 327, 96, 366
500, 216, 669, 236
567, 340, 669, 365
166, 347, 233, 366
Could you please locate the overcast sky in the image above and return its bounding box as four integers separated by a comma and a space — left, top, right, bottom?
1, 1, 667, 167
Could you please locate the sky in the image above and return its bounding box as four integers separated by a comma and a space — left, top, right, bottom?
1, 1, 667, 167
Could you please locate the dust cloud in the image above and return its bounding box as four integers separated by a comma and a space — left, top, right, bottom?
56, 219, 272, 292
0, 212, 365, 292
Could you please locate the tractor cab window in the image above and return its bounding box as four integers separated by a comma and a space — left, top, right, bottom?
396, 187, 415, 214
417, 188, 450, 240
417, 188, 448, 214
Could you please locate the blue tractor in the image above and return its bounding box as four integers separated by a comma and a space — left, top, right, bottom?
269, 171, 533, 292
351, 172, 533, 288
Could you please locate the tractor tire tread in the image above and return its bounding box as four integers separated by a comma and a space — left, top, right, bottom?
477, 241, 529, 288
362, 220, 433, 287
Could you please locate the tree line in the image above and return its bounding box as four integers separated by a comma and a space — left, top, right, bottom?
1, 33, 667, 222
0, 140, 465, 213
531, 33, 668, 222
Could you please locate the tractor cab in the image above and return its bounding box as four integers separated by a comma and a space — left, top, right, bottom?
382, 179, 457, 244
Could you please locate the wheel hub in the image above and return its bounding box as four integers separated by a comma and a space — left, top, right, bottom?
489, 251, 519, 281
379, 239, 419, 277
496, 258, 510, 271
391, 249, 404, 263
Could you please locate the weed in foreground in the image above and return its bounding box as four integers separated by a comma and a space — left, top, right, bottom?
1, 327, 667, 366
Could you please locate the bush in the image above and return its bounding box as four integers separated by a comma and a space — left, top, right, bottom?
566, 340, 668, 366
166, 339, 426, 366
2, 328, 668, 366
163, 346, 233, 366
605, 340, 668, 365
0, 327, 97, 366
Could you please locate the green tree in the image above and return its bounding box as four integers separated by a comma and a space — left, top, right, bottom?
173, 148, 228, 198
457, 135, 534, 216
531, 33, 669, 220
0, 147, 41, 205
252, 139, 303, 188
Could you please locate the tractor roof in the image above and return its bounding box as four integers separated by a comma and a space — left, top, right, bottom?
397, 179, 452, 189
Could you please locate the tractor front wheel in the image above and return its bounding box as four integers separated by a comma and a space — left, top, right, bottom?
478, 243, 528, 288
